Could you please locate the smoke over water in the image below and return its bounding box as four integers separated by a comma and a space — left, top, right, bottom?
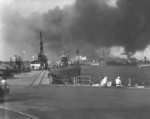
1, 0, 150, 61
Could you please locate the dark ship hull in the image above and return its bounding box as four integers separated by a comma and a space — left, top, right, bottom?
50, 65, 81, 84
49, 50, 81, 84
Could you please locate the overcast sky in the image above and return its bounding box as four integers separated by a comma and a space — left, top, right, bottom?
1, 0, 150, 61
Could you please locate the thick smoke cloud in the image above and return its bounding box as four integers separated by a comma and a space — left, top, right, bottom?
72, 0, 150, 52
114, 0, 150, 51
2, 0, 150, 60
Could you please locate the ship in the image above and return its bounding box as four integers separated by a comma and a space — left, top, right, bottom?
49, 51, 81, 84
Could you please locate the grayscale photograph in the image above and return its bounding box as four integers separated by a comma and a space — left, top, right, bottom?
0, 0, 150, 119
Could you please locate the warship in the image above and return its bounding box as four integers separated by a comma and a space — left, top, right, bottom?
49, 51, 81, 84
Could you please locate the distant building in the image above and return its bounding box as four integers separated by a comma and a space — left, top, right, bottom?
30, 60, 40, 70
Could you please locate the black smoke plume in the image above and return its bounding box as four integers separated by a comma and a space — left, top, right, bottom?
2, 0, 150, 60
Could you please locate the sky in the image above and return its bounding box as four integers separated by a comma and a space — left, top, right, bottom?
1, 0, 150, 61
0, 0, 76, 61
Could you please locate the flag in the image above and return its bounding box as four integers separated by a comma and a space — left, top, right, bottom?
76, 49, 79, 55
